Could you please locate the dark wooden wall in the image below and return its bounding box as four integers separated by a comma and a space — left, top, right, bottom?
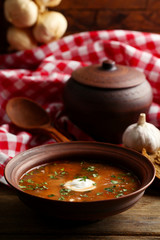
1, 0, 160, 54
55, 0, 160, 35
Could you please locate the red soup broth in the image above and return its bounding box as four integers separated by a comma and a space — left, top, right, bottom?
19, 160, 141, 202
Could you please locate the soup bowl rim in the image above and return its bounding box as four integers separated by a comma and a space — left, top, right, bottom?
4, 141, 155, 204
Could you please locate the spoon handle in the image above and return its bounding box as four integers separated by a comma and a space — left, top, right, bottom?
44, 126, 70, 143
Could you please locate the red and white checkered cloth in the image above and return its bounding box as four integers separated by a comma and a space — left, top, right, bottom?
1, 29, 160, 184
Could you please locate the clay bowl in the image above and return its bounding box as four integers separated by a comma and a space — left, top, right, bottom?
4, 142, 155, 221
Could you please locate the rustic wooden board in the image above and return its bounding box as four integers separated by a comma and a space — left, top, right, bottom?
1, 183, 160, 239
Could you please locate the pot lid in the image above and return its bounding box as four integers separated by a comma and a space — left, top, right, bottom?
71, 60, 146, 88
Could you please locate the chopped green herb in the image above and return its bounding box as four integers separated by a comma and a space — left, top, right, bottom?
49, 175, 58, 179
111, 180, 119, 184
96, 192, 103, 196
27, 179, 34, 183
25, 171, 33, 176
48, 194, 55, 197
105, 187, 114, 193
61, 171, 67, 175
117, 176, 122, 179
79, 176, 88, 181
26, 187, 35, 190
58, 197, 65, 201
39, 166, 44, 169
111, 175, 116, 178
80, 194, 88, 197
19, 179, 24, 183
60, 188, 72, 195
75, 176, 88, 181
86, 166, 95, 172
43, 182, 48, 185
93, 173, 98, 178
105, 185, 116, 192
19, 185, 27, 189
116, 193, 124, 198
122, 188, 127, 192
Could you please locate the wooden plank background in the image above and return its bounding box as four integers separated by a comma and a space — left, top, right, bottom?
55, 0, 160, 34
1, 0, 160, 53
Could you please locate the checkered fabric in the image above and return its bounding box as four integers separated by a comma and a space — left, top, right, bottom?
0, 29, 160, 184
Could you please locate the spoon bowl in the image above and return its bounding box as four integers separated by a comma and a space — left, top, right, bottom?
6, 97, 69, 142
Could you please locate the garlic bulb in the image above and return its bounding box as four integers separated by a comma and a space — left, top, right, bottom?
33, 11, 67, 43
122, 113, 160, 153
7, 26, 37, 51
4, 0, 38, 28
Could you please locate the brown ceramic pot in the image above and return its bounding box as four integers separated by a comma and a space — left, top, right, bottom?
4, 142, 155, 221
63, 60, 153, 143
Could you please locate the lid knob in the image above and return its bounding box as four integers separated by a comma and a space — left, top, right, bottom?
102, 60, 116, 71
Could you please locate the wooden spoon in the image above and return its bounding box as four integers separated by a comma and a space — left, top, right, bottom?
6, 97, 70, 143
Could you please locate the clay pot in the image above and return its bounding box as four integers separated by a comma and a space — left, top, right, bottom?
63, 60, 153, 143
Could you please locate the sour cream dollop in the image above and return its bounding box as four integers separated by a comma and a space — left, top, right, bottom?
64, 178, 96, 192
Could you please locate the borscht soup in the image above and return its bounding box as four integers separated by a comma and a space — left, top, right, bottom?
19, 160, 140, 202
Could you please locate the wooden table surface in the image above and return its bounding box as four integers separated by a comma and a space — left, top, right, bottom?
1, 182, 160, 240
